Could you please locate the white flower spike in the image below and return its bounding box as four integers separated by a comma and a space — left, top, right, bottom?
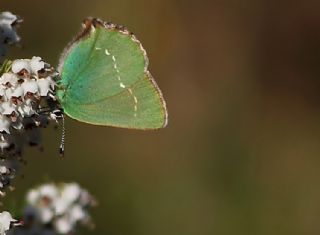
0, 12, 21, 62
11, 59, 31, 75
0, 73, 18, 87
30, 56, 45, 75
0, 12, 20, 43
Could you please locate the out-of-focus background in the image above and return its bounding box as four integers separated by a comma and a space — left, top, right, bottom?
1, 0, 320, 234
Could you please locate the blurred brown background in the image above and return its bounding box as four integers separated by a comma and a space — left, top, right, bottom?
1, 0, 320, 234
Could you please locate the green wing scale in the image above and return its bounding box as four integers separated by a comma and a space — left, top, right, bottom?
57, 19, 167, 129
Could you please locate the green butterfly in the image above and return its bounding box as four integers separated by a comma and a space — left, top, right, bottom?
56, 18, 168, 130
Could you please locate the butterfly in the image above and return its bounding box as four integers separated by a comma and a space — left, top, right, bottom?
56, 18, 168, 130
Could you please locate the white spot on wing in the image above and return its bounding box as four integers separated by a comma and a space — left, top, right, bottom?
103, 48, 138, 116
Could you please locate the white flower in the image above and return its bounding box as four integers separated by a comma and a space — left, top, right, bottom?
37, 77, 55, 96
17, 99, 35, 117
54, 198, 69, 215
1, 102, 16, 116
0, 166, 7, 174
30, 56, 45, 75
0, 211, 16, 235
21, 79, 38, 95
0, 12, 21, 62
61, 183, 81, 204
26, 189, 40, 205
69, 205, 86, 222
0, 116, 11, 133
39, 208, 54, 224
0, 73, 18, 87
23, 182, 95, 234
38, 184, 58, 200
0, 12, 20, 44
6, 86, 23, 99
11, 59, 31, 74
0, 87, 5, 98
54, 216, 73, 234
0, 12, 18, 27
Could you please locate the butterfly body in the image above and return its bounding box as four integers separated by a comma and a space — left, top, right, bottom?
57, 19, 167, 129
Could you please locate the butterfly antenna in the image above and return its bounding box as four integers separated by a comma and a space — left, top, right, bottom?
59, 114, 65, 158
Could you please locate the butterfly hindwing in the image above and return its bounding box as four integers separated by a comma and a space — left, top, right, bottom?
57, 19, 167, 129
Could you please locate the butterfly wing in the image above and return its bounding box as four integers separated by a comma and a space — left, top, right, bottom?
57, 19, 167, 129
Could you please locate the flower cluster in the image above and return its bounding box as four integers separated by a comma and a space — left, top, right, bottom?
0, 56, 61, 194
15, 183, 96, 234
0, 57, 57, 131
0, 56, 61, 154
0, 12, 21, 62
0, 11, 65, 198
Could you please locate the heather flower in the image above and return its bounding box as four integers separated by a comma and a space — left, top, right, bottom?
0, 57, 61, 155
0, 9, 99, 235
0, 56, 63, 196
0, 12, 21, 62
0, 211, 17, 235
10, 182, 96, 234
